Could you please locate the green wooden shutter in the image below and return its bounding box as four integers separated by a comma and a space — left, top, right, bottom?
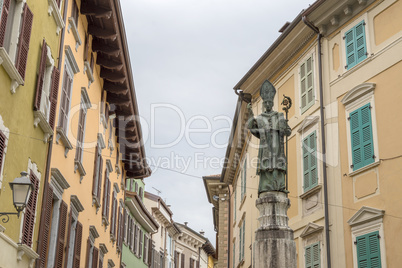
356, 231, 381, 268
355, 21, 367, 64
305, 242, 320, 268
350, 103, 374, 170
301, 56, 315, 113
303, 131, 317, 191
345, 20, 367, 70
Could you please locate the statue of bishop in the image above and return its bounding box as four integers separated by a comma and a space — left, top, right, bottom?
247, 80, 291, 196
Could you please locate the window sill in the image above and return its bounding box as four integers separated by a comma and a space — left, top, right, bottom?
300, 184, 322, 200
100, 113, 108, 129
56, 127, 73, 156
102, 216, 109, 229
84, 61, 95, 87
67, 17, 82, 51
92, 196, 101, 213
17, 243, 39, 266
74, 160, 86, 182
48, 0, 64, 35
349, 161, 380, 177
0, 48, 24, 94
33, 110, 53, 142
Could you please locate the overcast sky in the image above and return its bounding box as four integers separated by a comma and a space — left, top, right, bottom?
120, 0, 316, 245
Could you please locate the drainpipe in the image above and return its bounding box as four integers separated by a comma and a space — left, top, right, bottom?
302, 16, 331, 268
227, 186, 231, 268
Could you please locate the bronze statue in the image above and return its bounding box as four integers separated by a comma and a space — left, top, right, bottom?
247, 80, 291, 195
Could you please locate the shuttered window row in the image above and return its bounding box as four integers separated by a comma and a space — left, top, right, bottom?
345, 20, 367, 70
303, 131, 318, 192
305, 242, 320, 268
349, 103, 374, 171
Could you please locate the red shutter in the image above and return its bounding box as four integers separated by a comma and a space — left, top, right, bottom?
97, 155, 103, 200
73, 221, 83, 268
63, 210, 73, 268
106, 179, 111, 221
98, 257, 103, 268
92, 247, 99, 268
55, 201, 68, 268
15, 3, 33, 81
0, 0, 11, 47
92, 146, 99, 196
85, 238, 91, 268
34, 39, 47, 111
49, 67, 60, 129
37, 183, 53, 268
22, 171, 39, 247
0, 131, 6, 175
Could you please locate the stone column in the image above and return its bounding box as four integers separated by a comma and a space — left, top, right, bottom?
253, 192, 296, 268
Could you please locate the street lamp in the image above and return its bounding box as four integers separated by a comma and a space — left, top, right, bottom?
0, 172, 34, 223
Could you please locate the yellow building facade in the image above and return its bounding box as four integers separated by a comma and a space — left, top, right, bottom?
35, 0, 151, 267
211, 0, 402, 268
0, 0, 64, 267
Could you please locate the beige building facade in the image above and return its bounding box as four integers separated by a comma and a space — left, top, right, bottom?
207, 0, 402, 268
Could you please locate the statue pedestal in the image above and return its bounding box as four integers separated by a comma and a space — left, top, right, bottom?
253, 192, 296, 268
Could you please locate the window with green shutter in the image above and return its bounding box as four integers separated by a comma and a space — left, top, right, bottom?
234, 189, 237, 222
300, 56, 315, 113
345, 20, 367, 70
305, 242, 320, 268
356, 231, 381, 268
349, 103, 374, 170
303, 131, 318, 192
241, 157, 247, 200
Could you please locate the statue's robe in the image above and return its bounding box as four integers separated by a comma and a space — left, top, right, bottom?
248, 111, 289, 194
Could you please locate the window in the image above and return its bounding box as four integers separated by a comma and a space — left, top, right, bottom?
33, 39, 61, 139
110, 190, 117, 240
58, 62, 73, 134
303, 131, 318, 191
102, 172, 110, 226
240, 157, 247, 200
300, 55, 315, 113
233, 189, 236, 222
75, 90, 90, 178
356, 231, 381, 268
305, 242, 320, 268
143, 235, 149, 264
21, 167, 40, 247
348, 206, 386, 268
0, 0, 33, 92
0, 116, 9, 189
238, 220, 245, 262
349, 104, 374, 171
345, 20, 367, 70
139, 229, 143, 258
232, 242, 235, 268
93, 142, 103, 207
342, 83, 378, 174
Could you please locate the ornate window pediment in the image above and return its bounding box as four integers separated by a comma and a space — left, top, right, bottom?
300, 222, 324, 238
341, 83, 375, 106
347, 206, 384, 227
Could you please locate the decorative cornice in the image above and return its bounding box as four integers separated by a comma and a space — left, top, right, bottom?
99, 243, 108, 255
297, 116, 320, 133
347, 206, 384, 227
98, 133, 106, 149
341, 83, 376, 105
106, 159, 113, 172
300, 222, 324, 238
71, 195, 84, 212
64, 45, 80, 74
81, 87, 92, 109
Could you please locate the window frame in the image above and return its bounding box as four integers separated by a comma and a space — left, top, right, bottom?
341, 13, 371, 73
342, 83, 379, 175
348, 207, 387, 268
0, 115, 9, 189
298, 51, 317, 114
305, 242, 320, 268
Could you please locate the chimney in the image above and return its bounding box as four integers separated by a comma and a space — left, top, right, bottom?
184, 222, 188, 226
200, 230, 205, 236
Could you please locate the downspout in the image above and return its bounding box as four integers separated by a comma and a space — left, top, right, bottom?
35, 0, 68, 264
227, 186, 231, 268
302, 16, 331, 268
